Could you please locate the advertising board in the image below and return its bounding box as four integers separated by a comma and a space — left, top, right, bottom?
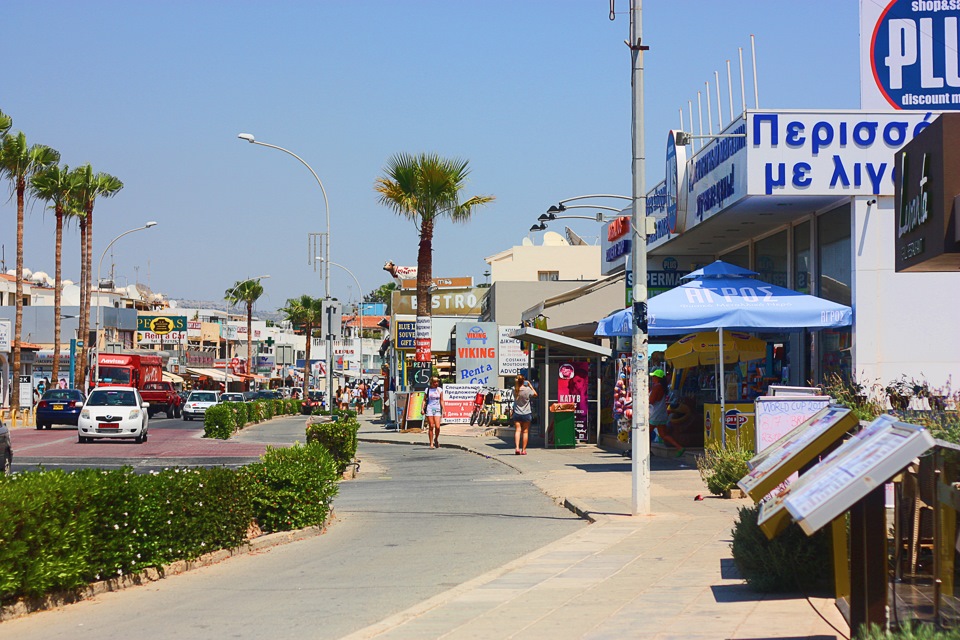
860, 0, 960, 111
137, 315, 187, 345
498, 326, 526, 376
455, 322, 498, 386
0, 318, 10, 352
442, 384, 479, 424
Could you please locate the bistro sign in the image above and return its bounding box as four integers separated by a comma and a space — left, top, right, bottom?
894, 113, 960, 271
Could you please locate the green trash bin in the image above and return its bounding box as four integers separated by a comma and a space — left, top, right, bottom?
552, 410, 576, 448
371, 397, 383, 414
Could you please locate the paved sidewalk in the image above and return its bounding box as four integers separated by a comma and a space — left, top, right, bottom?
347, 415, 848, 640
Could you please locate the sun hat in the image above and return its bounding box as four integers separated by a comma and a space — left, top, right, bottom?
650, 369, 665, 378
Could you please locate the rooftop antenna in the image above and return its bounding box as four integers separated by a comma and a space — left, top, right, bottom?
697, 91, 704, 150
678, 108, 684, 132
688, 100, 695, 150
715, 71, 723, 129
751, 34, 760, 108
726, 60, 734, 122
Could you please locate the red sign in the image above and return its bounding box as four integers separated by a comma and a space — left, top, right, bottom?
724, 410, 748, 429
607, 216, 631, 242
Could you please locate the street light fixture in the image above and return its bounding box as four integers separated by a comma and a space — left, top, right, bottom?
93, 222, 158, 387
237, 132, 335, 407
223, 275, 271, 392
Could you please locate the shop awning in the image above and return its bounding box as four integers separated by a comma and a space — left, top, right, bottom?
185, 367, 243, 382
162, 370, 185, 385
511, 327, 611, 358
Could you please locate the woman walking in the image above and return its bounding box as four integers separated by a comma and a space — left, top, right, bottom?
424, 377, 444, 449
512, 374, 538, 455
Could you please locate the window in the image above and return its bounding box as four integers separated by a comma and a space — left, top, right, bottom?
538, 271, 559, 282
793, 221, 811, 294
720, 245, 750, 269
754, 230, 788, 288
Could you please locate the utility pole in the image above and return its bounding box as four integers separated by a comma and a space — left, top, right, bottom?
629, 0, 651, 515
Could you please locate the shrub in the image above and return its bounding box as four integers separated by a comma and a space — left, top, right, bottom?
730, 504, 832, 593
232, 401, 249, 427
248, 401, 263, 423
203, 404, 236, 439
857, 622, 959, 639
306, 418, 359, 473
695, 443, 753, 495
821, 372, 887, 421
241, 443, 339, 533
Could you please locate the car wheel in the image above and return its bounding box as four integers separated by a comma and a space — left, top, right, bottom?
78, 435, 88, 443
184, 415, 191, 422
36, 423, 44, 430
135, 431, 144, 444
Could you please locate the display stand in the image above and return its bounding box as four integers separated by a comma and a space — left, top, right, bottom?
756, 414, 935, 636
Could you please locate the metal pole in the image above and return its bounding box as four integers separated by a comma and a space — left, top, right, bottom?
69, 338, 76, 390
325, 260, 364, 384
94, 222, 157, 388
629, 0, 651, 516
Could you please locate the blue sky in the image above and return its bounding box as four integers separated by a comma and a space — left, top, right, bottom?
1, 1, 859, 312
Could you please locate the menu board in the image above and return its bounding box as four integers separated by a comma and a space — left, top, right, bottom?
754, 396, 832, 453
739, 406, 857, 501
758, 415, 935, 538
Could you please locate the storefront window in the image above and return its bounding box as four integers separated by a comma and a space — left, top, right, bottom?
817, 205, 852, 382
793, 221, 811, 294
720, 244, 749, 269
754, 230, 788, 287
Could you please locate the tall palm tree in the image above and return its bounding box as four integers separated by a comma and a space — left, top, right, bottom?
0, 132, 60, 409
374, 153, 493, 375
73, 164, 123, 388
280, 295, 322, 399
30, 164, 77, 384
0, 109, 11, 138
225, 279, 265, 389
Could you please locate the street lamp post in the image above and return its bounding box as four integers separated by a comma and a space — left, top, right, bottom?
93, 222, 157, 388
319, 258, 364, 387
237, 133, 335, 408
223, 275, 271, 392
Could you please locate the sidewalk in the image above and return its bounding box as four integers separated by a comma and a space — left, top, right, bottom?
347, 414, 848, 640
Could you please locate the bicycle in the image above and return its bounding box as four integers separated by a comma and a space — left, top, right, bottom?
469, 387, 496, 426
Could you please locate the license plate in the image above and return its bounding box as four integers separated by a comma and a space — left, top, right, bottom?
54, 405, 64, 410
99, 423, 119, 430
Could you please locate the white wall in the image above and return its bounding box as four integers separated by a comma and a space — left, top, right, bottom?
852, 195, 960, 390
487, 245, 601, 282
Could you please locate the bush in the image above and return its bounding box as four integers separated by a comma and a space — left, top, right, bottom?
696, 443, 753, 495
857, 622, 960, 639
306, 418, 359, 473
730, 504, 832, 593
247, 401, 263, 423
242, 443, 339, 533
203, 404, 236, 439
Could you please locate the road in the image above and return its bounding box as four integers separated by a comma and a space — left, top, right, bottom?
0, 440, 586, 639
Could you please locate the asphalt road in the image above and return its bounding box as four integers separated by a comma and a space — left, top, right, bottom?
0, 440, 586, 639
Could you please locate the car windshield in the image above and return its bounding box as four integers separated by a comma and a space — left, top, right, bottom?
142, 383, 165, 390
222, 394, 243, 402
87, 390, 137, 406
98, 367, 132, 385
42, 390, 83, 401
189, 392, 218, 403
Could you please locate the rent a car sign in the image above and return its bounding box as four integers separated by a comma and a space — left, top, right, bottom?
455, 322, 498, 386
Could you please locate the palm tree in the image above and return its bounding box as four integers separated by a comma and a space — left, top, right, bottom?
0, 109, 11, 138
280, 295, 322, 399
73, 164, 123, 388
225, 279, 265, 389
374, 153, 493, 372
0, 132, 60, 409
30, 164, 77, 384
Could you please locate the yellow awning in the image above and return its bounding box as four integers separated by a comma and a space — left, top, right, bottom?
162, 370, 185, 385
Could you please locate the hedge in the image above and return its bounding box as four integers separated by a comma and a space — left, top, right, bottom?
306, 417, 359, 473
203, 399, 304, 439
0, 442, 339, 603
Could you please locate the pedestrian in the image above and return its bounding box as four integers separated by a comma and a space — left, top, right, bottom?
512, 374, 537, 455
340, 386, 351, 411
423, 376, 444, 448
335, 386, 343, 410
351, 384, 363, 414
650, 369, 683, 457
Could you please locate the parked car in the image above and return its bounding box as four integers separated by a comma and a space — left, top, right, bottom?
1, 418, 12, 474
255, 390, 282, 401
35, 388, 86, 429
182, 391, 220, 421
242, 391, 258, 402
220, 392, 246, 403
77, 387, 150, 444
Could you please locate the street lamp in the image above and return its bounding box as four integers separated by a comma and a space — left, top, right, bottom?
237, 133, 335, 408
223, 275, 271, 392
93, 222, 157, 388
317, 258, 364, 386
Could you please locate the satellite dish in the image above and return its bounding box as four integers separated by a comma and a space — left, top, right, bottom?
521, 237, 534, 246
564, 227, 587, 246
541, 231, 569, 246
135, 282, 153, 299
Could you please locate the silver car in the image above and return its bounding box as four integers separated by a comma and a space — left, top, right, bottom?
182, 391, 220, 421
0, 418, 12, 474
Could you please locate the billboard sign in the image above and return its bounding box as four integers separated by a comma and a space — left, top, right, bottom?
137, 315, 187, 345
861, 0, 960, 110
455, 322, 498, 386
498, 326, 527, 376
0, 318, 10, 352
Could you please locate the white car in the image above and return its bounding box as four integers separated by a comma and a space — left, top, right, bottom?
182, 391, 220, 421
78, 387, 150, 444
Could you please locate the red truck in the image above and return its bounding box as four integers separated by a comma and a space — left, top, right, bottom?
94, 353, 182, 418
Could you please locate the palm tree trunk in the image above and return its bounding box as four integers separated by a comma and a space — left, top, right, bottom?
76, 218, 88, 389
246, 302, 253, 391
11, 179, 25, 410
52, 206, 64, 382
303, 324, 312, 400
414, 219, 434, 377
84, 204, 93, 386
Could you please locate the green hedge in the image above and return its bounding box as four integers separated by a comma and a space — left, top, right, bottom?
306, 418, 359, 473
695, 443, 754, 495
0, 442, 339, 603
204, 399, 304, 439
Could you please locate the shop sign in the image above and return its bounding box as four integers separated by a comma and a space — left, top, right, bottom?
894, 113, 960, 271
0, 319, 10, 352
441, 384, 480, 424
558, 361, 590, 442
665, 130, 688, 233
724, 409, 749, 431
645, 181, 672, 247
498, 326, 527, 376
686, 121, 747, 228
137, 315, 187, 345
395, 321, 416, 350
186, 350, 214, 367
602, 209, 634, 275
399, 276, 473, 290
391, 288, 487, 316
455, 322, 498, 385
748, 110, 935, 196
19, 374, 32, 409
860, 0, 960, 111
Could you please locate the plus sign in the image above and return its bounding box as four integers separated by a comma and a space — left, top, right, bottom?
265, 337, 275, 347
